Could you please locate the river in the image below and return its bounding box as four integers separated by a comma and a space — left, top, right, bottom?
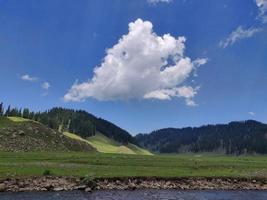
1, 190, 267, 200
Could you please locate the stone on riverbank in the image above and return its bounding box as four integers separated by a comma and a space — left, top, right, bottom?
1, 177, 267, 192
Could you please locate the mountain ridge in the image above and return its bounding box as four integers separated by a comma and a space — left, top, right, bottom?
135, 120, 267, 154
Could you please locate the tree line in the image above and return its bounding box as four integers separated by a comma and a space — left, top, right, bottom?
135, 120, 267, 155
0, 102, 136, 145
0, 103, 33, 119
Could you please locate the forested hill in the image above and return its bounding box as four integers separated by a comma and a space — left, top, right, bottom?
0, 103, 136, 144
135, 120, 267, 155
39, 107, 136, 144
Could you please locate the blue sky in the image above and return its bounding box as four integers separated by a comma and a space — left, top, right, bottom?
0, 0, 267, 134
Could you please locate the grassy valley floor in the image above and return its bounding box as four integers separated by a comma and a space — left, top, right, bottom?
0, 152, 267, 178
1, 152, 267, 191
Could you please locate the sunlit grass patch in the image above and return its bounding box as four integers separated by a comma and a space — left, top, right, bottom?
64, 131, 152, 155
8, 117, 30, 122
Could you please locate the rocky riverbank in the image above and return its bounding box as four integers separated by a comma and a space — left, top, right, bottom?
1, 177, 267, 192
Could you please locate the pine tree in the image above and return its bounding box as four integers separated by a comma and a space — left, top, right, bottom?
0, 102, 3, 116
22, 108, 30, 119
5, 105, 11, 116
9, 108, 16, 116
18, 108, 22, 117
29, 112, 35, 119
34, 112, 40, 121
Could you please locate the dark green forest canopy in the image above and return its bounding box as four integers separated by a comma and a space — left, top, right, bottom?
135, 120, 267, 155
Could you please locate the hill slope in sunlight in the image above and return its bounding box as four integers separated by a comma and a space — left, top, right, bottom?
0, 117, 95, 152
64, 131, 152, 155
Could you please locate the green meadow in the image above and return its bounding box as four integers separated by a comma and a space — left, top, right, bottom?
1, 116, 267, 180
64, 132, 152, 155
0, 152, 267, 179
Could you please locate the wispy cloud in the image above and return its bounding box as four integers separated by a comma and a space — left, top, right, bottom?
248, 111, 256, 116
42, 82, 51, 90
21, 74, 38, 82
41, 82, 51, 97
41, 92, 48, 97
21, 74, 51, 96
255, 0, 267, 23
220, 26, 261, 48
147, 0, 172, 4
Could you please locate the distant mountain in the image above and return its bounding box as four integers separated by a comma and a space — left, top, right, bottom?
135, 120, 267, 155
0, 117, 95, 152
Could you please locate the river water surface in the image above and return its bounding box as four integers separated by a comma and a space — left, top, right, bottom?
1, 190, 267, 200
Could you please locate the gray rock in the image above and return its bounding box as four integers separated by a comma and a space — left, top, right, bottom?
18, 130, 25, 136
53, 187, 64, 191
0, 183, 6, 192
74, 185, 86, 190
85, 187, 92, 192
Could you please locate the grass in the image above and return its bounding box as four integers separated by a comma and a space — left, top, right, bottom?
64, 132, 152, 155
87, 133, 133, 154
126, 143, 152, 155
63, 132, 90, 144
0, 152, 267, 179
7, 117, 30, 122
0, 117, 14, 128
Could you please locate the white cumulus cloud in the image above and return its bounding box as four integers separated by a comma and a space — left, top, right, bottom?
255, 0, 267, 23
220, 26, 261, 48
64, 19, 207, 106
21, 74, 38, 82
144, 86, 199, 106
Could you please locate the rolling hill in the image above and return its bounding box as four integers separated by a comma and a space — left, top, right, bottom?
135, 120, 267, 155
0, 102, 153, 155
32, 107, 137, 145
0, 117, 95, 152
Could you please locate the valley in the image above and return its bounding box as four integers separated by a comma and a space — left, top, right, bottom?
1, 105, 267, 192
1, 151, 267, 179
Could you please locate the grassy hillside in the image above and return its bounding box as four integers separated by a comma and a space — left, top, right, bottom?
64, 132, 152, 155
29, 107, 136, 145
0, 152, 267, 178
126, 143, 153, 155
0, 117, 95, 152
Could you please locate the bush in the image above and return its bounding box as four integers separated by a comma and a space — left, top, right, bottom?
82, 174, 97, 189
42, 169, 51, 176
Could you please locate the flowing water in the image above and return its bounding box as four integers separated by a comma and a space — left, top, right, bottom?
1, 190, 267, 200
